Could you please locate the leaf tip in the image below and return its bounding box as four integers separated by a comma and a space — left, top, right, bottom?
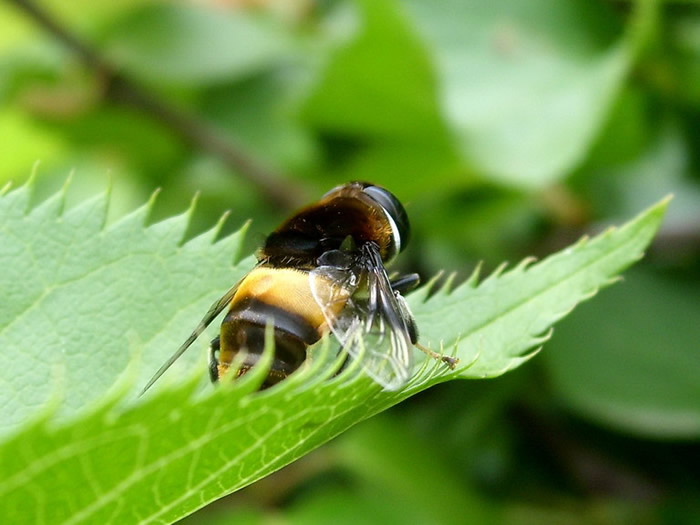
231, 219, 252, 263
442, 271, 458, 294
99, 179, 113, 230
186, 191, 201, 219
145, 187, 162, 224
55, 173, 76, 218
466, 261, 482, 287
515, 255, 537, 273
652, 193, 673, 218
28, 160, 41, 186
210, 209, 232, 243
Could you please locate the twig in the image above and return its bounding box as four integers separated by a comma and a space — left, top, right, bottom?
9, 0, 306, 210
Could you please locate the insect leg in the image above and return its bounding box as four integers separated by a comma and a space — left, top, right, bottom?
209, 336, 221, 383
390, 273, 420, 294
415, 341, 459, 369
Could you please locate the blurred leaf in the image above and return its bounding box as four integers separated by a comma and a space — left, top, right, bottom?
100, 4, 295, 86
181, 506, 265, 525
287, 487, 421, 525
0, 183, 666, 523
203, 72, 320, 174
300, 0, 465, 196
301, 0, 449, 141
581, 117, 700, 252
333, 416, 493, 524
402, 0, 648, 187
501, 499, 659, 525
0, 5, 31, 50
329, 139, 464, 199
0, 41, 70, 105
408, 188, 538, 270
0, 109, 64, 183
544, 267, 700, 439
50, 106, 186, 180
579, 87, 652, 171
659, 10, 700, 106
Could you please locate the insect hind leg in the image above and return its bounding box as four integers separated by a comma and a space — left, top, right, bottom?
415, 341, 459, 369
390, 273, 420, 294
209, 336, 220, 383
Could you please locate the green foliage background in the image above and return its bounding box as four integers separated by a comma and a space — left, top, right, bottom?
0, 0, 698, 523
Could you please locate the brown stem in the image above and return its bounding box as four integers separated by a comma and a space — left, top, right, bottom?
8, 0, 306, 210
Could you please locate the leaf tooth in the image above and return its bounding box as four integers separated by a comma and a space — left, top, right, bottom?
207, 210, 231, 244
99, 177, 113, 231
471, 349, 542, 379
145, 369, 206, 413
183, 219, 248, 270
417, 357, 444, 385
573, 234, 590, 250
61, 191, 111, 235
56, 173, 74, 218
23, 163, 39, 214
526, 327, 554, 349
32, 187, 67, 220
547, 286, 601, 325
0, 180, 35, 219
309, 338, 344, 385
604, 275, 624, 288
143, 187, 162, 226
107, 188, 161, 233
455, 341, 480, 373
503, 348, 541, 371
406, 353, 435, 388
602, 225, 617, 238
482, 261, 508, 285
283, 338, 338, 394
178, 191, 201, 246
227, 323, 276, 399
180, 212, 234, 255
514, 255, 537, 273
465, 261, 482, 288
440, 271, 458, 295
331, 339, 370, 389
226, 220, 251, 264
0, 180, 11, 196
213, 349, 255, 400
408, 270, 443, 305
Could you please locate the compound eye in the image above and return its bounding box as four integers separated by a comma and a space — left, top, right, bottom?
362, 185, 410, 255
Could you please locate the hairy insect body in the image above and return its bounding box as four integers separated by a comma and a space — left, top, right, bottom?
214, 267, 349, 387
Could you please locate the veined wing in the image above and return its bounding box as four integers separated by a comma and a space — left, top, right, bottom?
310, 246, 414, 391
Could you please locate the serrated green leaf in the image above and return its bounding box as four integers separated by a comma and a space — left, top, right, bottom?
409, 196, 671, 380
0, 181, 252, 435
0, 184, 667, 524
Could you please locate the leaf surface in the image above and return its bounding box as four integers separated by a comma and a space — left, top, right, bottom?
0, 183, 668, 524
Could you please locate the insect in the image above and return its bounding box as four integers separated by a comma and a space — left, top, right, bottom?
140, 182, 457, 394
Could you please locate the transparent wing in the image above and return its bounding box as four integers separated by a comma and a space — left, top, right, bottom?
310, 246, 414, 391
139, 277, 244, 396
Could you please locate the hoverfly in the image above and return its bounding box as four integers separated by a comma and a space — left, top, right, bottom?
141, 182, 457, 394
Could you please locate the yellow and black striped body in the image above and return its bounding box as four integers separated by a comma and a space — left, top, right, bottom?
140, 182, 419, 396
211, 183, 404, 387
212, 266, 350, 387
